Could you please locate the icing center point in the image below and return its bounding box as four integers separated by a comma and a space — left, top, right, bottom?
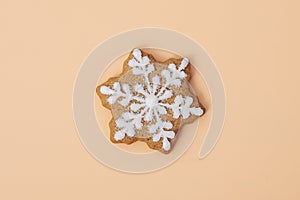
145, 94, 158, 108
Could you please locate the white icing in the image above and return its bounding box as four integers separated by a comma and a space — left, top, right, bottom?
162, 95, 204, 119
99, 48, 203, 151
151, 121, 175, 151
100, 82, 132, 106
128, 48, 154, 80
114, 111, 143, 141
161, 58, 188, 88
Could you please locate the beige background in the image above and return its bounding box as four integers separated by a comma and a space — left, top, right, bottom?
1, 0, 299, 199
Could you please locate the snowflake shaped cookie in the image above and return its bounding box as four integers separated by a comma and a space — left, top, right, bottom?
96, 49, 204, 152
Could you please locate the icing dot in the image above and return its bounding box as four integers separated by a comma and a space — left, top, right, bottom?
145, 94, 158, 108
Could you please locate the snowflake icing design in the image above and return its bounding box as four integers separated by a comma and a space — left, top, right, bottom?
100, 49, 204, 151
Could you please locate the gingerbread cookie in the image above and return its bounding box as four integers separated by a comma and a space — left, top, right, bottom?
96, 48, 204, 153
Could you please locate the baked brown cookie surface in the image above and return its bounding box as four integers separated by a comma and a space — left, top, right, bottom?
96, 48, 204, 153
